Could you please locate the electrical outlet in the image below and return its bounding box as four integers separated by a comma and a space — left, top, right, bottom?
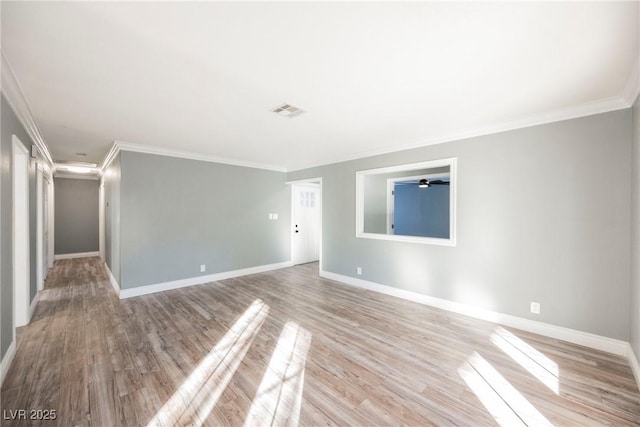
200, 264, 206, 273
530, 301, 540, 314
273, 213, 278, 220
357, 267, 362, 275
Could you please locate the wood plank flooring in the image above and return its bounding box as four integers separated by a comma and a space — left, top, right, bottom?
1, 257, 639, 426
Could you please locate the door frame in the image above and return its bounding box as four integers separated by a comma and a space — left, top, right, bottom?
99, 179, 105, 260
36, 165, 52, 291
287, 178, 322, 271
12, 135, 30, 331
36, 165, 44, 291
47, 176, 55, 268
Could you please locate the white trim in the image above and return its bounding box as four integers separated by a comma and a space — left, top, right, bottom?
47, 179, 55, 269
53, 173, 100, 181
628, 345, 640, 393
286, 177, 324, 270
288, 96, 630, 172
99, 140, 286, 175
119, 261, 294, 299
320, 270, 630, 356
0, 59, 2, 383
29, 292, 40, 321
318, 180, 323, 272
99, 182, 105, 261
290, 181, 322, 267
99, 142, 120, 175
622, 58, 640, 107
95, 96, 636, 176
291, 186, 296, 266
36, 167, 44, 292
54, 251, 100, 260
1, 50, 54, 169
12, 136, 30, 331
0, 340, 16, 387
287, 176, 324, 270
285, 177, 323, 185
104, 262, 120, 296
356, 157, 457, 246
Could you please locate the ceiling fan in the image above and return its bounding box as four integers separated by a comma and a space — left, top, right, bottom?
395, 178, 450, 188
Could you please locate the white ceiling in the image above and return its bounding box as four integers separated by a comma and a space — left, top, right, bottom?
2, 1, 638, 171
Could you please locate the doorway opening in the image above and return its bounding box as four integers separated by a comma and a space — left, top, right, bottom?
36, 167, 52, 291
386, 172, 450, 237
12, 135, 30, 331
47, 177, 55, 269
288, 178, 322, 269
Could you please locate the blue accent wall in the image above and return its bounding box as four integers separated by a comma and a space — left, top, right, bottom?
393, 183, 449, 238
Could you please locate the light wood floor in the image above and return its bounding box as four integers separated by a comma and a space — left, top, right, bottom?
1, 258, 639, 426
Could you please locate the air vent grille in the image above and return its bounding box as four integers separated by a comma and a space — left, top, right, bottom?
271, 103, 305, 118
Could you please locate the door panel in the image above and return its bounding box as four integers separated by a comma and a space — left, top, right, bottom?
292, 185, 320, 265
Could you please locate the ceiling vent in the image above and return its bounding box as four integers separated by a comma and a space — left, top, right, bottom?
271, 103, 305, 118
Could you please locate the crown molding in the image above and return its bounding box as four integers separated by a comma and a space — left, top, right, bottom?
288, 95, 630, 172
99, 142, 121, 175
99, 140, 287, 174
1, 50, 55, 168
96, 68, 637, 175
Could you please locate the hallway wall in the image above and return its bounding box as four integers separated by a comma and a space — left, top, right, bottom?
0, 94, 47, 361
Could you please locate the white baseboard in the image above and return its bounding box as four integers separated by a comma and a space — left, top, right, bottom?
320, 270, 629, 357
29, 292, 40, 321
628, 344, 640, 392
104, 263, 120, 296
0, 340, 17, 387
54, 251, 100, 260
119, 261, 294, 299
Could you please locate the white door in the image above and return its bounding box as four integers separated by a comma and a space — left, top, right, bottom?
47, 178, 55, 268
99, 182, 105, 260
292, 185, 320, 265
36, 167, 44, 291
12, 136, 30, 328
42, 175, 50, 287
36, 168, 51, 291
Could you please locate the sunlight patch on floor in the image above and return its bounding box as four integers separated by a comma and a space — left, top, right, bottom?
244, 321, 312, 427
491, 327, 559, 394
147, 299, 270, 427
459, 352, 553, 427
458, 359, 526, 426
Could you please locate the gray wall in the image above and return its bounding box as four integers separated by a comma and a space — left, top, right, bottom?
288, 109, 632, 341
54, 178, 99, 254
1, 95, 43, 360
103, 154, 121, 284
631, 95, 640, 359
119, 151, 291, 289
